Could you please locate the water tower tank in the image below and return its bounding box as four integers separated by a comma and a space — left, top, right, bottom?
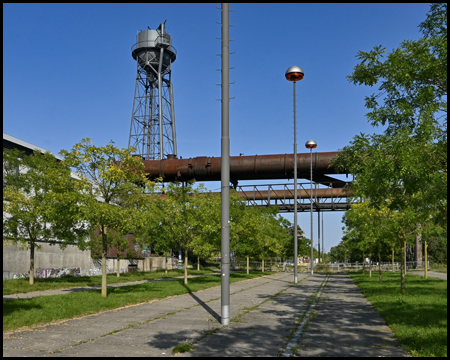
129, 22, 178, 161
131, 23, 176, 74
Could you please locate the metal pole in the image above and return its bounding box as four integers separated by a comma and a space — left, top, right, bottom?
322, 209, 324, 263
293, 81, 298, 284
129, 60, 139, 150
318, 208, 320, 263
220, 2, 231, 326
169, 61, 177, 157
310, 148, 314, 275
158, 48, 165, 160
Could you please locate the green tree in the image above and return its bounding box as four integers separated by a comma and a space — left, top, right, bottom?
348, 3, 446, 137
329, 242, 350, 263
343, 201, 403, 281
231, 204, 262, 273
59, 138, 154, 297
283, 225, 317, 263
334, 4, 447, 293
191, 191, 222, 270
133, 191, 171, 257
150, 181, 211, 285
258, 211, 290, 272
3, 149, 89, 285
231, 203, 290, 273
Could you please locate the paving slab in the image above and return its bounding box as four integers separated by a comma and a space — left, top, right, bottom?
4, 272, 299, 357
291, 273, 409, 357
175, 274, 322, 357
3, 272, 411, 357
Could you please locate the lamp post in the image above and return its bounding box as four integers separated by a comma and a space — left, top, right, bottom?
285, 65, 304, 284
220, 2, 230, 326
306, 139, 317, 274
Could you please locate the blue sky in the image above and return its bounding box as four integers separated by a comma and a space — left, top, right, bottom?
3, 3, 431, 253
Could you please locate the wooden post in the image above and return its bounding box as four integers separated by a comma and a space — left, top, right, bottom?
362, 252, 365, 274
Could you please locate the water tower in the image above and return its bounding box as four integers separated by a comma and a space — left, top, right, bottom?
128, 22, 177, 160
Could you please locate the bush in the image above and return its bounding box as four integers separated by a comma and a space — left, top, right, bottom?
314, 264, 331, 272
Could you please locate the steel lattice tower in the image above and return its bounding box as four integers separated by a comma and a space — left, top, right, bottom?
129, 22, 177, 160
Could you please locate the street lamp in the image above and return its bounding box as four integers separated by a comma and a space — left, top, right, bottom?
285, 65, 304, 284
305, 139, 317, 274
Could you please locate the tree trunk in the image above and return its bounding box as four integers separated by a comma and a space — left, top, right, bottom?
378, 243, 382, 283
116, 254, 120, 277
400, 237, 406, 294
262, 258, 265, 273
369, 252, 372, 278
392, 248, 395, 272
362, 251, 365, 274
184, 248, 188, 285
29, 240, 35, 285
247, 256, 249, 275
424, 240, 428, 279
101, 230, 108, 297
197, 256, 200, 271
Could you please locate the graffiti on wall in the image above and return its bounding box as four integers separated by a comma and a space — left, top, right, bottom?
5, 267, 82, 280
37, 267, 82, 278
87, 267, 126, 276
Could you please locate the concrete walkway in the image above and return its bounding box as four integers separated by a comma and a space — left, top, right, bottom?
3, 273, 409, 357
407, 270, 447, 280
291, 274, 408, 357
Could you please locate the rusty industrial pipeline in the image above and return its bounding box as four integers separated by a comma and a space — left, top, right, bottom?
143, 151, 344, 184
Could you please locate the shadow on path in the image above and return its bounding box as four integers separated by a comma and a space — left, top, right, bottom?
181, 282, 221, 323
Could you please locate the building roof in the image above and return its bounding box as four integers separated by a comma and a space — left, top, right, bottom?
4, 133, 104, 203
3, 133, 62, 160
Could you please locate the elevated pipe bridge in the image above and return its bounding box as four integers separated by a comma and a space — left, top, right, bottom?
236, 183, 353, 212
143, 151, 354, 211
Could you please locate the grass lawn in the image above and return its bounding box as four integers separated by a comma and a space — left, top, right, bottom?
349, 272, 447, 357
3, 271, 273, 333
3, 268, 220, 295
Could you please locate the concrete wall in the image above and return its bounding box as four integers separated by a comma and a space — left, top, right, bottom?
3, 241, 92, 279
3, 242, 170, 279
104, 257, 169, 273
143, 257, 168, 271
